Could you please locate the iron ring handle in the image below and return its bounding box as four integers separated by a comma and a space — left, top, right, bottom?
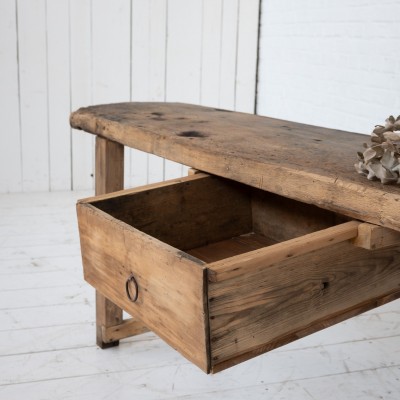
125, 274, 139, 303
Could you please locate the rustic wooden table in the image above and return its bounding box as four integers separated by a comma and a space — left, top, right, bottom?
71, 102, 400, 373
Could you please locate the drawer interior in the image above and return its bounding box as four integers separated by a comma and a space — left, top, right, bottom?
92, 174, 345, 262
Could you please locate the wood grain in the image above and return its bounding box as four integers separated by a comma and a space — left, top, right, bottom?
208, 221, 361, 282
251, 189, 347, 242
210, 287, 400, 373
101, 318, 149, 343
353, 223, 400, 250
187, 232, 276, 263
208, 241, 400, 370
80, 168, 400, 373
70, 102, 400, 232
76, 201, 210, 372
95, 137, 124, 196
94, 137, 124, 348
90, 173, 252, 251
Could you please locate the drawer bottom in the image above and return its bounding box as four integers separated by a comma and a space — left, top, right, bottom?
187, 232, 277, 263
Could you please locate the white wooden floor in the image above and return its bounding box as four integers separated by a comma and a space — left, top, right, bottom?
0, 191, 399, 400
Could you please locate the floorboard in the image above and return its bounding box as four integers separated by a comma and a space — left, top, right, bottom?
0, 190, 399, 399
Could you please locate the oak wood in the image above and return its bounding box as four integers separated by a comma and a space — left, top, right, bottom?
211, 288, 400, 373
77, 195, 210, 372
95, 136, 124, 196
70, 102, 400, 232
77, 171, 400, 373
95, 137, 124, 348
208, 221, 361, 283
188, 168, 201, 175
208, 241, 400, 369
353, 223, 400, 250
251, 189, 347, 243
101, 318, 149, 343
89, 173, 252, 251
187, 233, 277, 263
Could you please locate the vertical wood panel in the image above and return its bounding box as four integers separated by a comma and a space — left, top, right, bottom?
47, 0, 71, 191
70, 0, 93, 191
200, 0, 223, 108
92, 0, 131, 190
17, 0, 49, 191
0, 0, 261, 192
130, 0, 167, 187
92, 0, 130, 104
129, 0, 150, 188
166, 0, 203, 102
94, 137, 124, 347
219, 0, 239, 110
0, 0, 22, 193
235, 0, 259, 113
147, 0, 168, 184
165, 0, 203, 179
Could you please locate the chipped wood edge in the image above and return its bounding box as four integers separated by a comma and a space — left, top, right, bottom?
188, 168, 203, 175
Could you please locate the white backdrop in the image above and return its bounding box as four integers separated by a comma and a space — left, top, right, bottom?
257, 0, 400, 134
0, 0, 259, 193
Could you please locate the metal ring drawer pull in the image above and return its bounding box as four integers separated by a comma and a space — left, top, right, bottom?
125, 274, 139, 302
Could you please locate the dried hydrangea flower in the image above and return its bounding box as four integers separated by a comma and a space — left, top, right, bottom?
355, 115, 400, 184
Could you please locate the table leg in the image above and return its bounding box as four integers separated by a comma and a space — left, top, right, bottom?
95, 137, 124, 348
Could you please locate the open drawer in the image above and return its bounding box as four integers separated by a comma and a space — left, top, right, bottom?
76, 173, 400, 373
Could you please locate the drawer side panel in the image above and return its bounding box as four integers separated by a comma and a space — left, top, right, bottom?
77, 202, 210, 372
209, 241, 400, 371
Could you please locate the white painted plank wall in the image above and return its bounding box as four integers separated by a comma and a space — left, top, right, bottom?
0, 0, 260, 193
70, 0, 94, 191
18, 0, 49, 192
47, 0, 71, 191
130, 0, 167, 186
0, 0, 21, 193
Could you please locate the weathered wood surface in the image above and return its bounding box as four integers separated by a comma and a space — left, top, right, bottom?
77, 177, 210, 373
70, 102, 400, 232
187, 232, 276, 263
76, 171, 400, 373
90, 173, 252, 252
208, 241, 400, 372
208, 221, 361, 283
94, 137, 124, 348
101, 318, 148, 343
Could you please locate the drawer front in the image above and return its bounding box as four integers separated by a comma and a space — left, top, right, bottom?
77, 200, 210, 372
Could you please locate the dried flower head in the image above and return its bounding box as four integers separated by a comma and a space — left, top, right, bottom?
355, 115, 400, 184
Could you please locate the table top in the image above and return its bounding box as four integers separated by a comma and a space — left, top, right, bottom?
70, 102, 400, 232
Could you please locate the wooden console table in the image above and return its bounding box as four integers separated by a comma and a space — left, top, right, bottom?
70, 102, 400, 374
